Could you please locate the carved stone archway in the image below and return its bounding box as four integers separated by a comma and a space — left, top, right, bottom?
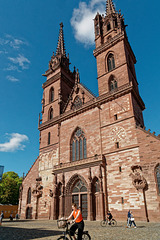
65, 174, 89, 219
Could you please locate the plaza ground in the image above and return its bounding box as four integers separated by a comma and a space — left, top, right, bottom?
0, 219, 160, 240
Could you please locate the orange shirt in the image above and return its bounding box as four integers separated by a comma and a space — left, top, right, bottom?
73, 210, 83, 223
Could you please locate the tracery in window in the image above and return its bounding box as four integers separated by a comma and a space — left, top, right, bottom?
49, 87, 54, 102
71, 128, 87, 162
27, 187, 31, 204
72, 96, 82, 110
107, 53, 115, 72
72, 180, 87, 193
49, 107, 53, 120
156, 165, 160, 194
109, 76, 118, 91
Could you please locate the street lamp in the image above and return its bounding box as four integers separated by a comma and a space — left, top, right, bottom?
0, 166, 4, 182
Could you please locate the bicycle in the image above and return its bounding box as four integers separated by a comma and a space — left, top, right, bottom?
100, 218, 117, 227
57, 219, 91, 240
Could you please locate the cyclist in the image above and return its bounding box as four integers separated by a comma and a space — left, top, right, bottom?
66, 203, 84, 240
107, 210, 113, 225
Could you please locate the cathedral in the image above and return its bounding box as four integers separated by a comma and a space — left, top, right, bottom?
19, 0, 160, 222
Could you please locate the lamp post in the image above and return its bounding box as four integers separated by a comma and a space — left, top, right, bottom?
0, 166, 4, 182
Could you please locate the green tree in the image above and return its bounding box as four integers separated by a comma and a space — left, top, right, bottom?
0, 171, 22, 205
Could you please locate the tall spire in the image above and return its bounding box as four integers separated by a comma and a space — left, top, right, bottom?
56, 22, 66, 56
106, 0, 116, 15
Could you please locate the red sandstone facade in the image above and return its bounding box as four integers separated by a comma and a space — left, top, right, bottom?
18, 0, 160, 222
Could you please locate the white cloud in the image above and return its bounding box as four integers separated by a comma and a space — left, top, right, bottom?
0, 34, 28, 49
71, 0, 105, 47
0, 133, 29, 152
8, 54, 30, 70
4, 64, 21, 72
6, 75, 19, 82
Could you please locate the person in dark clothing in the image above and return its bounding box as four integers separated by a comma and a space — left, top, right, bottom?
127, 210, 131, 227
107, 211, 113, 224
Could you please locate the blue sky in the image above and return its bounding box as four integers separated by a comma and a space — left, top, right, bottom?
0, 0, 160, 177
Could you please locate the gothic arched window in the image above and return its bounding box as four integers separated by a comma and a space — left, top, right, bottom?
107, 54, 115, 72
71, 128, 87, 162
27, 187, 31, 204
155, 165, 160, 195
49, 107, 53, 120
49, 87, 54, 102
72, 180, 87, 193
109, 76, 118, 91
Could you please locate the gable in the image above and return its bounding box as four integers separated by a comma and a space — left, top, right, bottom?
63, 83, 96, 113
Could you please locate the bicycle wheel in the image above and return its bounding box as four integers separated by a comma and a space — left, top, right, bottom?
82, 232, 91, 240
57, 237, 69, 240
100, 220, 107, 227
111, 219, 117, 226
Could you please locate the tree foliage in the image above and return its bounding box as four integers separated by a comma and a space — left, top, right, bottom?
0, 171, 22, 205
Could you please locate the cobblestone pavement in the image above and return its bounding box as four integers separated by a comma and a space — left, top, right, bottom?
0, 219, 160, 240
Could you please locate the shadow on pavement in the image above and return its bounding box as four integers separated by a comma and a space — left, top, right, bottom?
0, 226, 63, 240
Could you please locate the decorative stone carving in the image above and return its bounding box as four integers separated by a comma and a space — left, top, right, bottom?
49, 189, 53, 197
32, 177, 43, 198
129, 165, 147, 191
111, 126, 126, 142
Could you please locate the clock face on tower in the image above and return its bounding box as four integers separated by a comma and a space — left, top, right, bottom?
111, 126, 126, 142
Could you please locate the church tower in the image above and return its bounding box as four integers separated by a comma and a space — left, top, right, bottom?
94, 0, 145, 127
39, 23, 76, 150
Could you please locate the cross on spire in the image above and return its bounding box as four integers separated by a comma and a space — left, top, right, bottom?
56, 22, 66, 56
106, 0, 116, 15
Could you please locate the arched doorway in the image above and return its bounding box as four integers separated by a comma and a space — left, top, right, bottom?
72, 179, 88, 220
26, 207, 32, 219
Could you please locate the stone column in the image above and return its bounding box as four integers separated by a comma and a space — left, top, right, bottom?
87, 167, 93, 220
99, 164, 105, 220
52, 173, 57, 220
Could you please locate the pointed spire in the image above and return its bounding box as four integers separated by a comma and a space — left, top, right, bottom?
106, 0, 116, 16
56, 22, 66, 56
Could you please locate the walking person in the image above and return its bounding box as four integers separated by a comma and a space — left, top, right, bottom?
130, 211, 137, 228
66, 203, 84, 240
127, 210, 131, 228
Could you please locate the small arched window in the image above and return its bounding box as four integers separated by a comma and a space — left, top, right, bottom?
107, 54, 115, 72
71, 128, 87, 162
27, 187, 31, 204
155, 165, 160, 195
109, 76, 118, 91
49, 87, 54, 102
48, 132, 50, 145
49, 107, 53, 120
107, 22, 111, 31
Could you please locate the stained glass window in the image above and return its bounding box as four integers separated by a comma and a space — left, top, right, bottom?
71, 128, 87, 162
72, 180, 87, 193
72, 141, 75, 162
27, 188, 31, 204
